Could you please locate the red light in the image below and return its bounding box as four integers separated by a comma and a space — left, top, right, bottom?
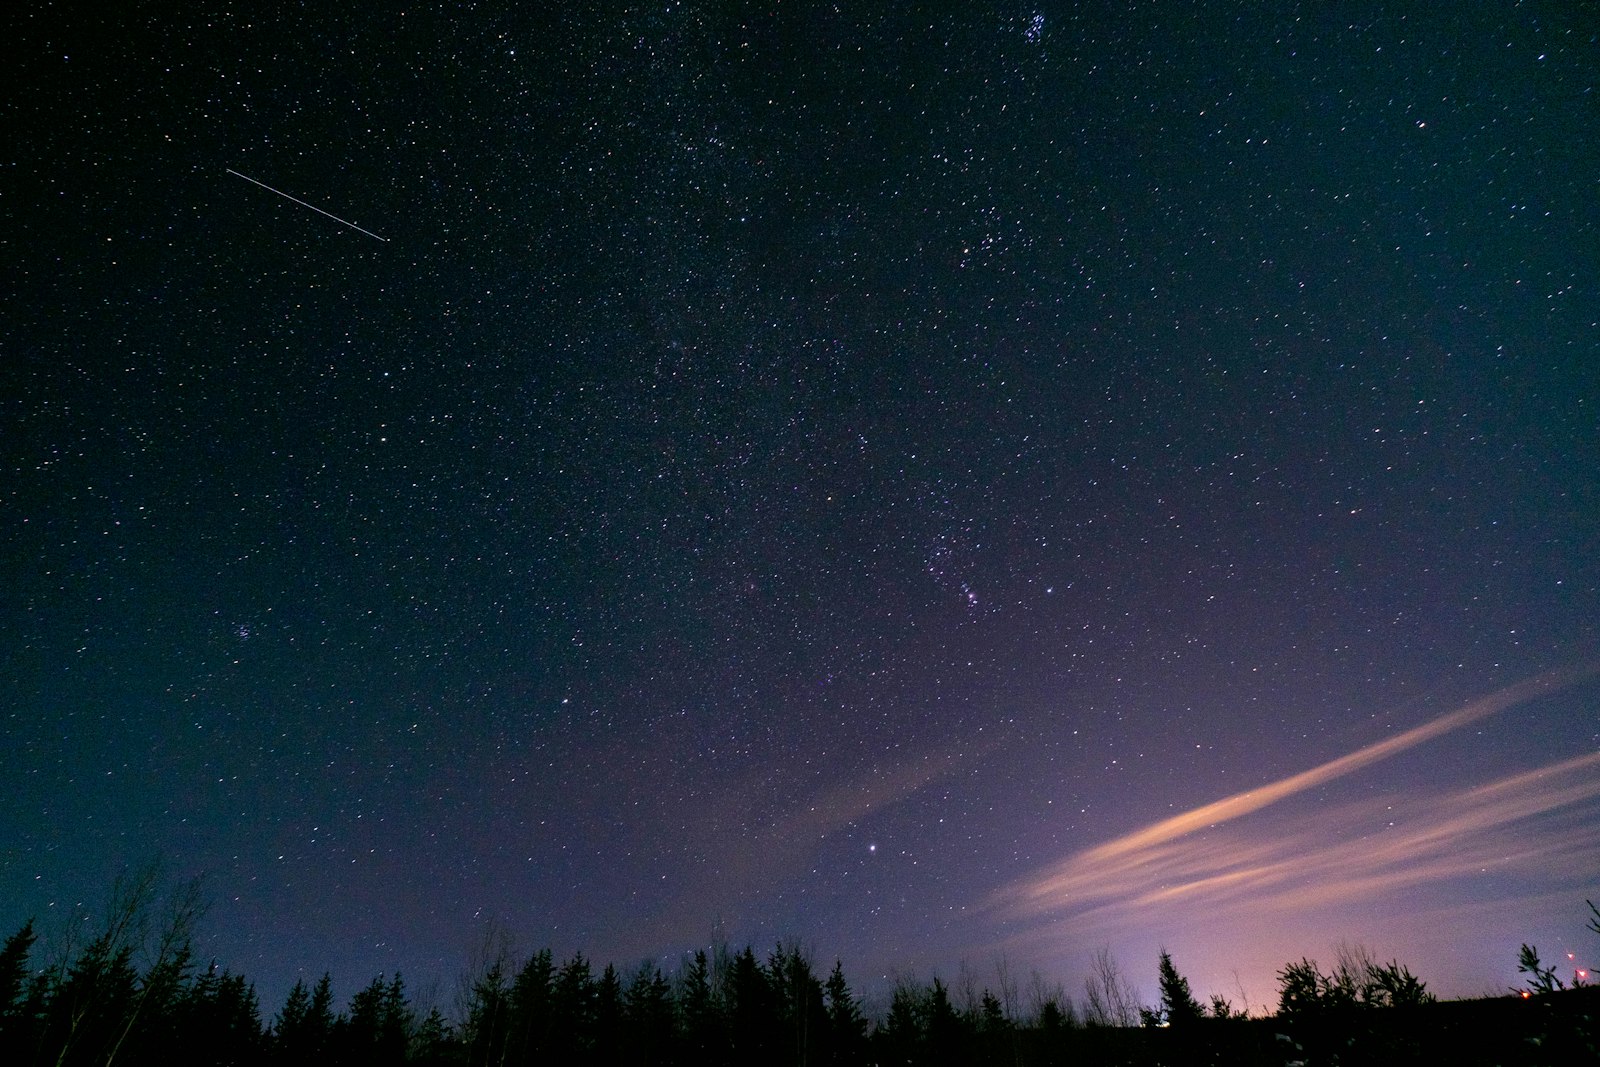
1521, 991, 1531, 999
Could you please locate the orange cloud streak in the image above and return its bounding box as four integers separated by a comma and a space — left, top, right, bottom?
991, 665, 1600, 927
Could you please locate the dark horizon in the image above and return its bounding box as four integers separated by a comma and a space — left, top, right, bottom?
6, 879, 1596, 1020
9, 896, 1598, 1067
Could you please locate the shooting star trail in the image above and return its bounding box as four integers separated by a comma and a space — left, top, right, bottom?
227, 169, 389, 243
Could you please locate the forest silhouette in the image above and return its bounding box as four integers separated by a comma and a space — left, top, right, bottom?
2, 864, 1597, 1066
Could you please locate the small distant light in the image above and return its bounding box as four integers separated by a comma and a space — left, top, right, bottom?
1521, 991, 1531, 999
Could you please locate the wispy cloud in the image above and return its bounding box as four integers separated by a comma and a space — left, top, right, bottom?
988, 666, 1600, 931
632, 735, 982, 947
767, 737, 979, 847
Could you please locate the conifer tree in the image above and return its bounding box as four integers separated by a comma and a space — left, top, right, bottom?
624, 962, 675, 1065
0, 921, 36, 1042
463, 957, 510, 1067
727, 946, 774, 1062
595, 962, 624, 1063
343, 972, 411, 1064
823, 960, 867, 1065
980, 990, 1008, 1034
1155, 950, 1205, 1028
767, 943, 826, 1067
276, 972, 335, 1062
213, 970, 263, 1059
926, 976, 966, 1065
677, 949, 718, 1062
880, 980, 925, 1065
551, 952, 597, 1061
178, 964, 262, 1067
410, 1006, 453, 1067
274, 978, 311, 1048
508, 948, 553, 1065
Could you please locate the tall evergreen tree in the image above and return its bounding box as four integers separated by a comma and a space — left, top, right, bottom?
410, 1006, 454, 1067
276, 973, 336, 1061
594, 962, 624, 1063
926, 976, 967, 1066
0, 922, 35, 1016
767, 943, 826, 1067
550, 952, 597, 1061
308, 973, 337, 1044
381, 975, 412, 1059
178, 964, 262, 1067
274, 978, 311, 1048
0, 920, 36, 1045
879, 980, 925, 1066
822, 960, 867, 1066
727, 947, 774, 1062
624, 962, 675, 1065
342, 973, 411, 1065
677, 949, 719, 1063
1155, 950, 1205, 1028
212, 970, 264, 1063
507, 948, 554, 1065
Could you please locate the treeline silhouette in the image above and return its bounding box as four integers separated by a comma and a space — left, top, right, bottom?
0, 917, 958, 1067
3, 868, 1597, 1066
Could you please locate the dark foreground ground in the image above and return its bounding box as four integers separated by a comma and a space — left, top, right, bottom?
1021, 987, 1600, 1067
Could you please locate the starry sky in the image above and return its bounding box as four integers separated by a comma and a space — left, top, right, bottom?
4, 1, 1598, 1014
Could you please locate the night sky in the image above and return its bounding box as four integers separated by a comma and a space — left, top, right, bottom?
5, 2, 1598, 1014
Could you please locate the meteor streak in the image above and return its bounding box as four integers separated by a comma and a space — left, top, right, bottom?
227, 168, 389, 243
